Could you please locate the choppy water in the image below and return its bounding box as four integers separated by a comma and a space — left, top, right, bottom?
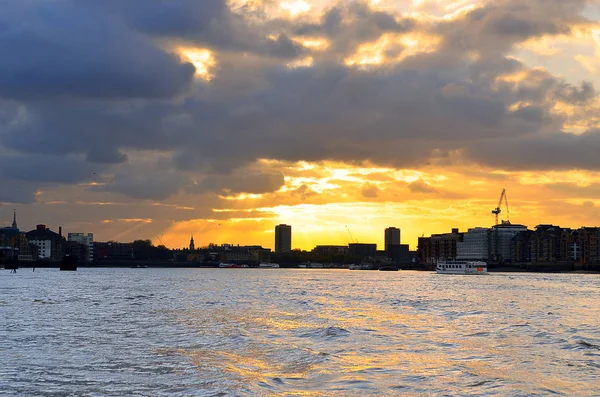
1, 268, 599, 396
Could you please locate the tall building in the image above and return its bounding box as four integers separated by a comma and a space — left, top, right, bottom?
385, 227, 401, 250
11, 210, 17, 229
275, 224, 292, 253
189, 235, 195, 251
68, 233, 94, 263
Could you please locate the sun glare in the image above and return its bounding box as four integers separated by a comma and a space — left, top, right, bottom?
280, 0, 311, 17
345, 33, 441, 67
179, 47, 216, 80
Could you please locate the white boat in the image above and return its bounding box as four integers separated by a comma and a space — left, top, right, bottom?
219, 263, 248, 268
436, 261, 488, 275
258, 262, 280, 268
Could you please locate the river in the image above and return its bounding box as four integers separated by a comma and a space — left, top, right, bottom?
1, 268, 599, 396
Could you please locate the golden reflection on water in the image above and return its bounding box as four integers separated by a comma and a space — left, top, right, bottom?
167, 271, 600, 395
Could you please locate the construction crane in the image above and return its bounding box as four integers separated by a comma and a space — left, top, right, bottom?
492, 188, 509, 225
345, 225, 358, 243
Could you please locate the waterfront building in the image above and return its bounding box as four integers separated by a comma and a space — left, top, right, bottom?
66, 241, 88, 265
418, 228, 463, 265
384, 227, 401, 253
68, 232, 94, 263
275, 224, 292, 253
387, 244, 411, 265
198, 244, 271, 264
457, 227, 490, 261
93, 241, 134, 262
246, 246, 272, 264
579, 227, 600, 268
489, 222, 527, 263
561, 229, 580, 262
512, 229, 533, 263
1, 211, 36, 262
530, 225, 560, 263
189, 235, 195, 251
26, 224, 66, 262
348, 243, 377, 258
312, 245, 349, 256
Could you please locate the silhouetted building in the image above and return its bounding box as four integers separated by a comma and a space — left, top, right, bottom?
1, 212, 37, 262
348, 243, 377, 257
68, 232, 93, 263
26, 224, 66, 262
313, 245, 349, 255
384, 227, 401, 254
579, 227, 600, 269
275, 224, 292, 253
418, 228, 463, 265
512, 229, 534, 263
66, 241, 88, 265
530, 224, 565, 263
93, 242, 134, 261
189, 235, 195, 251
207, 244, 272, 264
387, 244, 411, 265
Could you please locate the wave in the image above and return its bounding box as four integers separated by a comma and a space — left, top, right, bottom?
575, 340, 600, 350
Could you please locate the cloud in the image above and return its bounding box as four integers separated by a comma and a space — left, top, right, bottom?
188, 168, 286, 196
0, 0, 195, 100
0, 178, 39, 204
0, 0, 599, 207
361, 182, 380, 198
467, 129, 600, 171
98, 0, 305, 58
408, 179, 439, 194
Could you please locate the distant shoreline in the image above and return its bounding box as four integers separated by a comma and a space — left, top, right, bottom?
6, 262, 600, 274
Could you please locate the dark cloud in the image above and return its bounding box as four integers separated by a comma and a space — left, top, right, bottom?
0, 0, 599, 204
467, 129, 600, 171
97, 0, 304, 58
0, 154, 98, 184
295, 2, 417, 59
187, 168, 285, 196
0, 0, 195, 100
93, 170, 190, 201
0, 178, 38, 204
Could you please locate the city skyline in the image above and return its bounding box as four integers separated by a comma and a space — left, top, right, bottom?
5, 206, 600, 255
1, 1, 600, 251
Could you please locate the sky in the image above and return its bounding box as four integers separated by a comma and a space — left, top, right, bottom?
1, 0, 600, 251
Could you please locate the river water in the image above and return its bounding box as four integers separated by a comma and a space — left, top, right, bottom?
1, 268, 599, 396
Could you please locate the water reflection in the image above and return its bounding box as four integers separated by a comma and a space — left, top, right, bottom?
1, 269, 599, 396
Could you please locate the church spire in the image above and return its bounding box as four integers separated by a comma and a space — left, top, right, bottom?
189, 234, 195, 251
11, 209, 17, 229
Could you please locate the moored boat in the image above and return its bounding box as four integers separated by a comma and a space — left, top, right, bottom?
219, 263, 249, 268
258, 262, 279, 268
436, 260, 487, 275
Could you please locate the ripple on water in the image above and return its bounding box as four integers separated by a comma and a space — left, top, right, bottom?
1, 268, 600, 396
